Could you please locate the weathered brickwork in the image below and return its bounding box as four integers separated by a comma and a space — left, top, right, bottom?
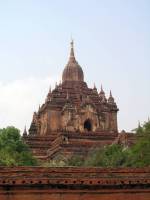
0, 167, 150, 200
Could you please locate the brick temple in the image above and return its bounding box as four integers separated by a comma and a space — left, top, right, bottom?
23, 41, 135, 160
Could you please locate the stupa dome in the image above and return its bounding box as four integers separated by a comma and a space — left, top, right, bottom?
62, 41, 84, 82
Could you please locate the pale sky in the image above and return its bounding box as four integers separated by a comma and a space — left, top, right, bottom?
0, 0, 150, 133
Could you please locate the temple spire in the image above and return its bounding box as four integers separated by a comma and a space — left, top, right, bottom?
49, 85, 51, 93
110, 90, 112, 97
23, 126, 27, 137
68, 39, 76, 63
55, 82, 58, 88
62, 41, 84, 82
100, 84, 104, 94
99, 84, 105, 98
108, 90, 115, 104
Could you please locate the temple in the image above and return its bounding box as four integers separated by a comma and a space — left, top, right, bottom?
23, 41, 133, 160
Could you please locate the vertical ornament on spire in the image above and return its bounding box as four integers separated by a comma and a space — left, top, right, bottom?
38, 104, 41, 112
68, 39, 76, 63
100, 84, 104, 94
108, 90, 115, 104
93, 83, 97, 93
70, 39, 74, 55
49, 85, 51, 93
110, 90, 112, 97
23, 126, 27, 137
99, 84, 106, 102
55, 82, 58, 88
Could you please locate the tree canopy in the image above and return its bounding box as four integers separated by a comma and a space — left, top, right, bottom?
0, 127, 37, 166
124, 120, 150, 167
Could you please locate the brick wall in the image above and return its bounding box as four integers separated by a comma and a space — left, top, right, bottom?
0, 167, 150, 200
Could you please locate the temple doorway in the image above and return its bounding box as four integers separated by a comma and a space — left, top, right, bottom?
84, 119, 92, 131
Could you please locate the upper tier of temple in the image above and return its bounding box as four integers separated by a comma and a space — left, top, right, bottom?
26, 41, 118, 137
62, 40, 84, 83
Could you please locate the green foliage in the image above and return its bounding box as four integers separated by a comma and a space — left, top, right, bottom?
143, 120, 150, 134
41, 155, 67, 167
0, 127, 37, 166
133, 124, 143, 134
124, 120, 150, 167
84, 145, 127, 167
67, 155, 84, 166
124, 138, 150, 167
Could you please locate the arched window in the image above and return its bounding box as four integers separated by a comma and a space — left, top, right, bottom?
84, 119, 92, 131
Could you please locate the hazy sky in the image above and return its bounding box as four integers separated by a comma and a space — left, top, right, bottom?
0, 0, 150, 133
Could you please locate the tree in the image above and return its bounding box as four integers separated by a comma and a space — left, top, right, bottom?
0, 127, 37, 166
84, 144, 127, 167
143, 120, 150, 134
132, 122, 143, 134
124, 120, 150, 167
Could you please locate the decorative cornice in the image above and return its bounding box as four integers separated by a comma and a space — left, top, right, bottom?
0, 167, 150, 189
